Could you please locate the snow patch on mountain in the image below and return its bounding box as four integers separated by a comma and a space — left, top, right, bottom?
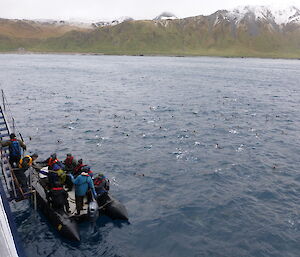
32, 16, 134, 28
154, 12, 178, 21
92, 17, 134, 28
226, 5, 300, 25
268, 6, 300, 24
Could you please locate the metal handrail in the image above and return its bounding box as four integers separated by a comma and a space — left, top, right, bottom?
0, 90, 32, 201
1, 90, 16, 134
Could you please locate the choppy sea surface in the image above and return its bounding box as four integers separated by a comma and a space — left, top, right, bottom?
0, 54, 300, 257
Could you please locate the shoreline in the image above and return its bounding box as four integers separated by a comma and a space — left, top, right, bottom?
0, 51, 299, 61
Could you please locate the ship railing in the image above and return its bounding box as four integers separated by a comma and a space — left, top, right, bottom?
0, 90, 35, 202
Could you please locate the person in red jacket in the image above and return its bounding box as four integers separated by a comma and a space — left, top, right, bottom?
63, 153, 77, 173
44, 153, 62, 170
73, 159, 86, 177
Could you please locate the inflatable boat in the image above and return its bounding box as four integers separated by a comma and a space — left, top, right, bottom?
31, 166, 128, 241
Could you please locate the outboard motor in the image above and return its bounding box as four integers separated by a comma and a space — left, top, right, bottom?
88, 200, 99, 222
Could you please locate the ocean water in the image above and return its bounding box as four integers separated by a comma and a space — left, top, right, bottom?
0, 54, 300, 257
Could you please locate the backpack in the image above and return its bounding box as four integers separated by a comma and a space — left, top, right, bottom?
9, 140, 21, 157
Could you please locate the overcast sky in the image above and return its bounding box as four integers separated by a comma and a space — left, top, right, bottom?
0, 0, 299, 21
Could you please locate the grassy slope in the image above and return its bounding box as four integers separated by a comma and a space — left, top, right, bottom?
0, 19, 91, 39
1, 18, 300, 58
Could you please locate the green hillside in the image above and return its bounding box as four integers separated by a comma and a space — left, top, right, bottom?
1, 16, 300, 58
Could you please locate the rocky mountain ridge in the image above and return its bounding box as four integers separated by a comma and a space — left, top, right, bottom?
2, 6, 300, 29
0, 6, 300, 58
226, 6, 300, 25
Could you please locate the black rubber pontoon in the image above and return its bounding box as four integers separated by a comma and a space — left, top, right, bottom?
97, 193, 128, 221
31, 172, 80, 241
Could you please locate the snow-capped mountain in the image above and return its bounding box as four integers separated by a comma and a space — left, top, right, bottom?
222, 5, 300, 25
10, 6, 300, 30
1, 5, 300, 58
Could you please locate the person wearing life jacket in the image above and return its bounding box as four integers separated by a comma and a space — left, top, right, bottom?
44, 153, 64, 170
80, 166, 94, 203
81, 166, 94, 178
47, 181, 70, 214
18, 153, 38, 169
73, 159, 86, 177
0, 133, 26, 168
14, 153, 38, 189
70, 172, 96, 215
63, 153, 76, 191
63, 153, 77, 173
94, 173, 110, 197
53, 163, 67, 185
47, 169, 59, 188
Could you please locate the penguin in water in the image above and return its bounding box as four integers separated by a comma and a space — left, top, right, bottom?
215, 144, 222, 149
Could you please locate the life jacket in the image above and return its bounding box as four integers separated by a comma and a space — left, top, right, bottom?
64, 156, 73, 166
88, 170, 93, 178
9, 139, 21, 157
48, 158, 59, 168
94, 176, 109, 192
94, 176, 105, 186
74, 164, 86, 174
19, 155, 33, 169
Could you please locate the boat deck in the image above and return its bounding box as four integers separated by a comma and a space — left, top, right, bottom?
38, 166, 89, 216
66, 187, 89, 216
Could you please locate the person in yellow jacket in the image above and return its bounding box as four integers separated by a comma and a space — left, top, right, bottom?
15, 153, 38, 189
47, 162, 67, 188
19, 153, 38, 169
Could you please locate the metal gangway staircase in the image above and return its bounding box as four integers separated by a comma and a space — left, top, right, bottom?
0, 90, 34, 201
0, 90, 27, 256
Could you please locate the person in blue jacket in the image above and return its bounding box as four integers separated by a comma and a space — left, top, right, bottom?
70, 172, 96, 215
0, 133, 26, 167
